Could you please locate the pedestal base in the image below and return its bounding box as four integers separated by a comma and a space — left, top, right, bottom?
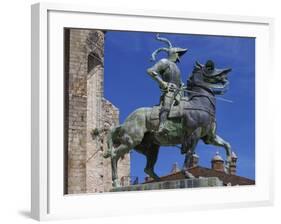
110, 177, 223, 192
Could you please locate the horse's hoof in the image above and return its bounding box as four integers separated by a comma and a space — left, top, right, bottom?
182, 170, 195, 179
144, 168, 160, 181
103, 152, 111, 158
113, 180, 121, 188
154, 176, 161, 182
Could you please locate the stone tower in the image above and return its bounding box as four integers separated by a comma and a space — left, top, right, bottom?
64, 29, 130, 194
211, 152, 224, 172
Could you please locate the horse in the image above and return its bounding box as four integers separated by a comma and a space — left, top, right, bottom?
103, 60, 232, 187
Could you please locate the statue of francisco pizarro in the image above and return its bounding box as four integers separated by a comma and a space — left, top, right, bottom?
104, 34, 236, 187
147, 34, 187, 135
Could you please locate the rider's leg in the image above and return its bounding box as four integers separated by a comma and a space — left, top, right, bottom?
159, 109, 169, 131
159, 92, 174, 133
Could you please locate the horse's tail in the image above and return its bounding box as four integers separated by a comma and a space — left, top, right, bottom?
104, 108, 152, 158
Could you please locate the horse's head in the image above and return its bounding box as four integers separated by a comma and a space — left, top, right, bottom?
188, 60, 232, 95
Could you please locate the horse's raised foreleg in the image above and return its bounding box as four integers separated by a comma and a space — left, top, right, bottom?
203, 122, 232, 173
205, 134, 232, 173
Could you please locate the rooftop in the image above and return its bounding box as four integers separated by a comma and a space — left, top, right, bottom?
144, 166, 255, 186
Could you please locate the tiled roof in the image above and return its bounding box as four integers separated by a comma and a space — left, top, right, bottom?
145, 166, 255, 186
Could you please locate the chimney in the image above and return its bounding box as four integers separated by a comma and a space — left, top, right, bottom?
170, 162, 180, 174
211, 152, 224, 172
189, 153, 199, 168
229, 151, 238, 175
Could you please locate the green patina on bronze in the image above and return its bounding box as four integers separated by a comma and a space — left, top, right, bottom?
102, 34, 234, 187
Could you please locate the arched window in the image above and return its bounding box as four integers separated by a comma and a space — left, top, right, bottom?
87, 52, 102, 73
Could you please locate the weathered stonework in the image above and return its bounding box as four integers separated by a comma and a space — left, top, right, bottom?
65, 29, 130, 194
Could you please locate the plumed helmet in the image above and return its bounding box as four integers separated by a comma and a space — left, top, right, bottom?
151, 34, 188, 62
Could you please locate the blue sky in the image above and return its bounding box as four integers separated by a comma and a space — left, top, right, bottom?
103, 31, 255, 182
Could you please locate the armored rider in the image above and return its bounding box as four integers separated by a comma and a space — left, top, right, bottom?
147, 34, 188, 134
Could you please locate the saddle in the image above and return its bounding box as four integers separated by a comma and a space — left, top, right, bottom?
150, 97, 215, 124
149, 97, 215, 146
150, 101, 185, 122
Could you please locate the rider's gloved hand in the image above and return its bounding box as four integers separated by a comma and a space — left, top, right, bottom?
160, 81, 168, 91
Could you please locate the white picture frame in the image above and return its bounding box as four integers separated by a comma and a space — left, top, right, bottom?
31, 2, 274, 221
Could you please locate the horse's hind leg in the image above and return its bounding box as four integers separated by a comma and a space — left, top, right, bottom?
144, 144, 160, 181
111, 155, 119, 187
111, 134, 143, 187
111, 143, 131, 187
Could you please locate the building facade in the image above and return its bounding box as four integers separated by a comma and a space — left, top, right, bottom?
146, 152, 254, 186
64, 29, 130, 194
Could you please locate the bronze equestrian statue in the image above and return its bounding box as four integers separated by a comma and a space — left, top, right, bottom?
103, 35, 233, 187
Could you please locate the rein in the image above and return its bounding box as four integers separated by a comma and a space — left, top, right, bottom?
182, 86, 233, 103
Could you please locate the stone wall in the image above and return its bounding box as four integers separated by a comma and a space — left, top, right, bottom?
65, 29, 130, 194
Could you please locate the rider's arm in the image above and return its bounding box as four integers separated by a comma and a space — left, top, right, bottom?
147, 59, 168, 90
